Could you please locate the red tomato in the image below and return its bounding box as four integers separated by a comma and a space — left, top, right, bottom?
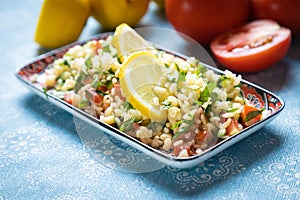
165, 0, 251, 45
195, 130, 208, 143
210, 20, 291, 73
251, 0, 300, 35
64, 92, 73, 105
241, 105, 263, 127
86, 88, 103, 104
226, 118, 240, 136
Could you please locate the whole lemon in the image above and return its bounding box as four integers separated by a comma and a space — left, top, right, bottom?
91, 0, 150, 30
35, 0, 90, 49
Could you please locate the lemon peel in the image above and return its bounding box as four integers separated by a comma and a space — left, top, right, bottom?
112, 23, 154, 62
34, 0, 90, 49
90, 0, 150, 30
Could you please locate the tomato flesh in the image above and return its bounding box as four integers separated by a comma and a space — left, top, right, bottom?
86, 88, 103, 104
241, 105, 263, 127
64, 93, 73, 105
251, 0, 300, 35
226, 118, 240, 136
210, 20, 291, 73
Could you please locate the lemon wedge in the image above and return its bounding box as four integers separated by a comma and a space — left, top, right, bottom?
112, 23, 154, 62
34, 0, 90, 49
119, 51, 167, 123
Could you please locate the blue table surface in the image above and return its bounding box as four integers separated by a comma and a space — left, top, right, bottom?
1, 1, 300, 199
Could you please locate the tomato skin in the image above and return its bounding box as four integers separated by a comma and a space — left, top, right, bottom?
241, 105, 262, 127
86, 88, 103, 104
210, 20, 292, 73
251, 0, 300, 35
64, 93, 73, 105
165, 0, 251, 45
226, 118, 240, 136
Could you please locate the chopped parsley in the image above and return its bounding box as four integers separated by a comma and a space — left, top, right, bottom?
102, 44, 111, 53
42, 87, 49, 100
120, 118, 139, 132
178, 71, 186, 83
244, 108, 266, 123
123, 101, 134, 111
90, 75, 99, 88
172, 114, 194, 140
85, 57, 93, 68
196, 63, 207, 76
162, 99, 172, 109
78, 97, 89, 109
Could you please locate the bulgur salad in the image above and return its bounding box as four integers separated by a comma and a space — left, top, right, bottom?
31, 25, 268, 158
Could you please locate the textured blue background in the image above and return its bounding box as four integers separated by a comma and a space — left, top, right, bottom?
1, 0, 300, 199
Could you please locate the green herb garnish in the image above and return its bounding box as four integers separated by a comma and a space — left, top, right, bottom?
227, 108, 239, 113
42, 87, 49, 100
162, 99, 172, 109
199, 85, 210, 102
78, 97, 89, 109
171, 120, 182, 130
123, 101, 134, 111
102, 44, 111, 53
196, 64, 207, 76
172, 114, 194, 140
244, 108, 266, 123
120, 118, 139, 132
91, 75, 99, 88
63, 59, 70, 67
85, 57, 93, 68
217, 75, 228, 88
178, 71, 186, 83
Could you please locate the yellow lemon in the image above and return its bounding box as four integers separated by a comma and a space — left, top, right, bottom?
119, 51, 167, 123
113, 23, 154, 62
34, 0, 90, 49
91, 0, 150, 30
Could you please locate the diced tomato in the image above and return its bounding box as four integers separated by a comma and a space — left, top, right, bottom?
173, 145, 182, 156
195, 130, 208, 142
93, 40, 102, 55
173, 141, 194, 157
186, 147, 194, 156
241, 105, 262, 127
173, 146, 195, 157
86, 88, 103, 104
93, 94, 103, 104
226, 117, 240, 136
173, 145, 186, 156
63, 92, 81, 107
64, 92, 73, 105
125, 123, 141, 138
113, 84, 126, 101
102, 100, 111, 111
83, 76, 94, 85
96, 85, 107, 93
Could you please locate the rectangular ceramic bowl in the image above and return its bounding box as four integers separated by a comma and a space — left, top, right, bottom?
15, 33, 284, 168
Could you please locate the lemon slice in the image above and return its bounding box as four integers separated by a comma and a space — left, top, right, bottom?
34, 0, 90, 49
119, 51, 167, 123
113, 23, 154, 62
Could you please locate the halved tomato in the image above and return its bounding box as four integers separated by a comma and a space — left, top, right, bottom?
210, 20, 291, 73
251, 0, 300, 35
